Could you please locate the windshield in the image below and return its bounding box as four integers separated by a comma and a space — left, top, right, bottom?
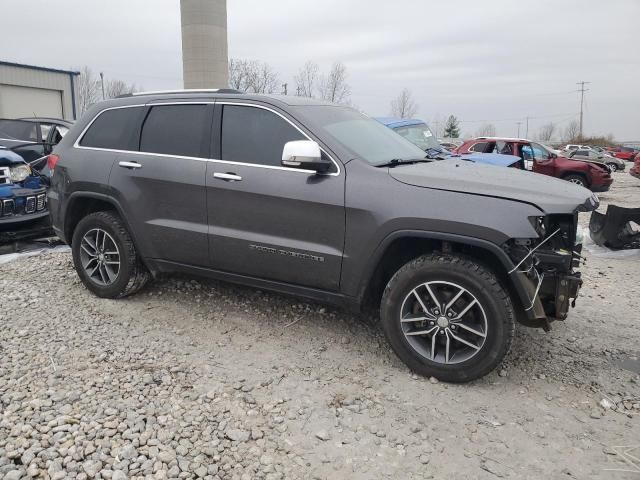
0, 120, 38, 141
393, 123, 442, 151
296, 106, 427, 165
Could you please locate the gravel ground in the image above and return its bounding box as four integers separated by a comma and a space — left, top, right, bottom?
1, 171, 639, 480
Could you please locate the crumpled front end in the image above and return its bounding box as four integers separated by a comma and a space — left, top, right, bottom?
0, 167, 50, 241
504, 204, 594, 330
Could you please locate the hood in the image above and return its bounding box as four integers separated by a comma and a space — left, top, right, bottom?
0, 148, 27, 167
389, 159, 597, 214
457, 152, 521, 167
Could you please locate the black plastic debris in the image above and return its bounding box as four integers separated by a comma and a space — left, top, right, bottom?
589, 205, 640, 250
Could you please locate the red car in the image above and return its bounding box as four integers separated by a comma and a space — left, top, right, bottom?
455, 137, 613, 192
631, 156, 640, 179
614, 147, 638, 162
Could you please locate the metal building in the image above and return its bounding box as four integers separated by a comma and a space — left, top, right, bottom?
180, 0, 229, 89
0, 60, 79, 121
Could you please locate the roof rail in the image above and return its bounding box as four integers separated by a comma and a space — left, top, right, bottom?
122, 88, 242, 98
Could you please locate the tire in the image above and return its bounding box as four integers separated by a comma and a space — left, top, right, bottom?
380, 253, 515, 383
563, 174, 587, 188
606, 163, 617, 172
71, 211, 149, 299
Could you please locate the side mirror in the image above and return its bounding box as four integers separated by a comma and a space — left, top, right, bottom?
282, 140, 331, 173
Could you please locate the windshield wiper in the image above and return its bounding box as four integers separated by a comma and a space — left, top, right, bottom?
376, 158, 434, 168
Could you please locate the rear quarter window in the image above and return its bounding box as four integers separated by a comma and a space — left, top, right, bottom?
79, 107, 145, 151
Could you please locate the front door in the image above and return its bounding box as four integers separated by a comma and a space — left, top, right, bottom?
206, 102, 345, 291
530, 142, 555, 177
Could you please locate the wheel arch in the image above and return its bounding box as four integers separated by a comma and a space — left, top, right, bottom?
358, 230, 535, 324
63, 192, 148, 257
560, 171, 590, 186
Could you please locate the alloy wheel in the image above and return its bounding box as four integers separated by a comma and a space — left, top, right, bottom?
400, 281, 488, 364
79, 228, 121, 286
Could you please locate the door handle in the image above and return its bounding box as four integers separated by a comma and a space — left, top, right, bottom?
119, 161, 142, 169
213, 172, 242, 182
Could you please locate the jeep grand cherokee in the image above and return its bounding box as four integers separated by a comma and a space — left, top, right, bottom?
48, 91, 597, 382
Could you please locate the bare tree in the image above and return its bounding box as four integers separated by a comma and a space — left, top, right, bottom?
248, 62, 279, 94
475, 123, 496, 137
229, 59, 279, 94
318, 62, 351, 104
564, 120, 580, 142
77, 66, 100, 115
537, 122, 556, 142
390, 88, 418, 119
294, 61, 319, 97
105, 79, 137, 99
229, 59, 251, 91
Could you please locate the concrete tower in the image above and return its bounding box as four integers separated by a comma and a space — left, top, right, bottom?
180, 0, 229, 89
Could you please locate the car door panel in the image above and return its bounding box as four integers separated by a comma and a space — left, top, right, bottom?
108, 103, 212, 266
206, 103, 345, 291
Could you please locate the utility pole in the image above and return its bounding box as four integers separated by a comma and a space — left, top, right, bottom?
282, 83, 288, 95
100, 72, 105, 100
525, 117, 529, 139
576, 81, 590, 139
516, 121, 521, 137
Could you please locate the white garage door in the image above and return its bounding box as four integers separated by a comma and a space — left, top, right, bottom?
0, 84, 63, 118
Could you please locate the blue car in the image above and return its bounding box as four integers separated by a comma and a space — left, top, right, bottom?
375, 117, 522, 168
0, 147, 50, 242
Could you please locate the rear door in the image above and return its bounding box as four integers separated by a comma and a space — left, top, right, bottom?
107, 102, 212, 266
205, 102, 345, 291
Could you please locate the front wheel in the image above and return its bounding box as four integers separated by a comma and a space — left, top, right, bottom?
380, 254, 515, 382
606, 163, 617, 172
563, 174, 587, 188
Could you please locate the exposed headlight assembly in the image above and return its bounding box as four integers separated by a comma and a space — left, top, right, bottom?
10, 164, 32, 183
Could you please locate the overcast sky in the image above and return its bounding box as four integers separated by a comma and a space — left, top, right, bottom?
2, 0, 639, 140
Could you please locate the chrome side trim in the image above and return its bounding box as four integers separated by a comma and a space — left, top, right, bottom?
0, 138, 31, 144
73, 101, 342, 177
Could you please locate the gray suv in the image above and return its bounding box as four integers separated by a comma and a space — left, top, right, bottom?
49, 91, 597, 382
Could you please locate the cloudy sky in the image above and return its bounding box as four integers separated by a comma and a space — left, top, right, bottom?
2, 0, 639, 140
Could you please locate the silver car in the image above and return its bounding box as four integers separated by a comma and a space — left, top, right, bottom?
569, 148, 625, 172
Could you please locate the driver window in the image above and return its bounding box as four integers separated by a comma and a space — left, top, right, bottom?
531, 143, 550, 160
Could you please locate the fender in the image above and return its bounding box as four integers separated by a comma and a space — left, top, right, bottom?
356, 229, 540, 322
64, 192, 139, 248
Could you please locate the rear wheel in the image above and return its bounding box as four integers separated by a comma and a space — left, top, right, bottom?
563, 174, 587, 188
72, 211, 149, 298
380, 254, 515, 382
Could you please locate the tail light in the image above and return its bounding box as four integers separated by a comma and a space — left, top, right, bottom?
47, 154, 60, 172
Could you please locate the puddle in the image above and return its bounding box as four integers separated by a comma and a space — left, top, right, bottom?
614, 356, 640, 374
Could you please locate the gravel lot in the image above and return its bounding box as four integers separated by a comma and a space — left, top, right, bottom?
1, 171, 639, 480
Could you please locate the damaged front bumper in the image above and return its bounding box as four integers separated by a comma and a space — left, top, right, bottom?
505, 214, 586, 330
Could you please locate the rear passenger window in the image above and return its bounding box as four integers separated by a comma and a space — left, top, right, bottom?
140, 105, 209, 158
80, 107, 144, 150
221, 105, 305, 167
